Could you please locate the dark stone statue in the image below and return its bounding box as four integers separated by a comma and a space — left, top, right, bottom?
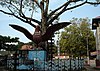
9, 22, 71, 47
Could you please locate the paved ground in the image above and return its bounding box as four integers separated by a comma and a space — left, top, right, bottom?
1, 66, 100, 71
84, 65, 100, 71
0, 66, 8, 71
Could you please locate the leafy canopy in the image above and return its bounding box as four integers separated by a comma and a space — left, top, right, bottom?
59, 18, 96, 57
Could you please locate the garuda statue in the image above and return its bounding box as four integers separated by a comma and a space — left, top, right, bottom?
9, 22, 71, 47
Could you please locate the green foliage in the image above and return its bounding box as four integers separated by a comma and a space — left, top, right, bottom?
59, 18, 96, 57
0, 35, 19, 50
0, 35, 19, 42
15, 41, 24, 50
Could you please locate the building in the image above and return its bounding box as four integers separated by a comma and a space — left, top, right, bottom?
92, 16, 100, 67
92, 16, 100, 60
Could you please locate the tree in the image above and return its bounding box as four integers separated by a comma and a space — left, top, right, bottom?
0, 35, 19, 50
0, 0, 100, 32
59, 18, 96, 57
0, 0, 100, 49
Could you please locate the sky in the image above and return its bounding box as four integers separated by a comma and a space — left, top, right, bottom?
0, 0, 100, 43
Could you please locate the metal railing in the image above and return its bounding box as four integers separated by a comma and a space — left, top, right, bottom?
6, 50, 84, 71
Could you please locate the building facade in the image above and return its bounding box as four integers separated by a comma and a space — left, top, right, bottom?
92, 16, 100, 61
96, 26, 100, 60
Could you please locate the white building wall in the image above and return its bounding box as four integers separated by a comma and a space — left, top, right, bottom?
96, 27, 100, 60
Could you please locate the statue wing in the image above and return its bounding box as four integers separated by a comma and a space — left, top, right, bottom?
9, 24, 33, 41
42, 22, 71, 41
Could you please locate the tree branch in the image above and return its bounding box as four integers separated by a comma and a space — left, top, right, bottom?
48, 0, 100, 25
13, 14, 36, 28
66, 1, 100, 11
25, 16, 41, 25
34, 0, 42, 10
86, 1, 100, 5
48, 1, 72, 24
66, 1, 86, 11
0, 10, 13, 16
0, 9, 36, 27
48, 1, 71, 20
48, 1, 86, 24
44, 0, 49, 17
0, 0, 41, 27
19, 0, 23, 15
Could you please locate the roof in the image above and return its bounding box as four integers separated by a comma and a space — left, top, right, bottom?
92, 16, 100, 30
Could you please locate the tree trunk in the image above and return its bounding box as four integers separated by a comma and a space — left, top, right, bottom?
41, 11, 48, 51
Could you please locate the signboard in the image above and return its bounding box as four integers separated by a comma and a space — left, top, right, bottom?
17, 50, 46, 70
28, 50, 46, 61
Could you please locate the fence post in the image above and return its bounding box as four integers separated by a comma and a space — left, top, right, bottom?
69, 58, 71, 71
14, 50, 17, 71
